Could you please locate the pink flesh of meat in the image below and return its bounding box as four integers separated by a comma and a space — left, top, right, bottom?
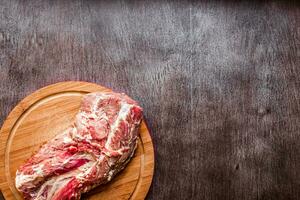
15, 92, 143, 200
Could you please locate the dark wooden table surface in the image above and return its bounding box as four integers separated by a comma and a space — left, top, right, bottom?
0, 1, 299, 200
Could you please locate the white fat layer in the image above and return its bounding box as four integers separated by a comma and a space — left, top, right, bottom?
107, 170, 115, 181
71, 123, 90, 142
63, 136, 73, 143
35, 158, 95, 200
33, 164, 44, 176
92, 95, 102, 113
15, 163, 45, 190
105, 103, 133, 151
93, 95, 109, 121
91, 95, 109, 121
76, 156, 104, 180
76, 161, 97, 180
15, 172, 36, 190
65, 153, 94, 166
16, 153, 94, 192
36, 170, 78, 200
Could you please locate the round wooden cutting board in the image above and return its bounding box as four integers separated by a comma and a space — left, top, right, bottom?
0, 81, 154, 200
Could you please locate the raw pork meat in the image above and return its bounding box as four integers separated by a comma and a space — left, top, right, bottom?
15, 91, 143, 200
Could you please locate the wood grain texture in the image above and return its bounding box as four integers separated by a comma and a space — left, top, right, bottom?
0, 0, 299, 199
0, 81, 154, 200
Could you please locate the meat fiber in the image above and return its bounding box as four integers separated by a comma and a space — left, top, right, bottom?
15, 92, 143, 200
